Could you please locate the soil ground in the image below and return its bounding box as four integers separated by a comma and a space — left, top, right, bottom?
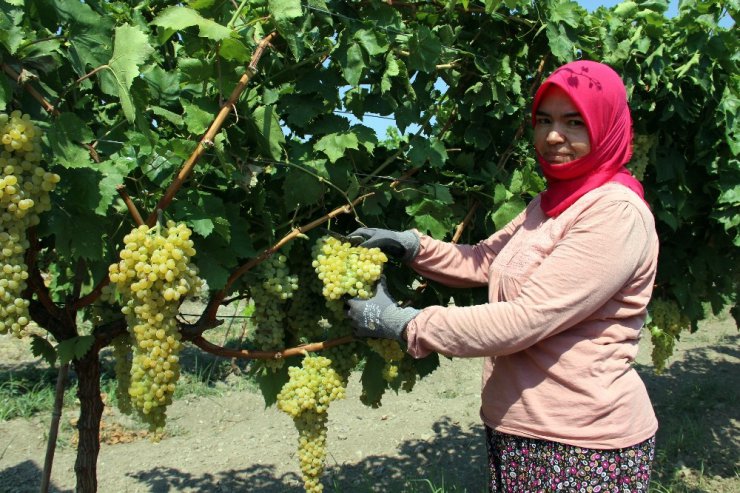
0, 313, 737, 493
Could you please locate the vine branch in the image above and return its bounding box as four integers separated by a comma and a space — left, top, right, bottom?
145, 31, 278, 227
1, 63, 59, 116
185, 334, 355, 361
201, 193, 374, 325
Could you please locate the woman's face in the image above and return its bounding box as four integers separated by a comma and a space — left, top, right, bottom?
534, 86, 591, 164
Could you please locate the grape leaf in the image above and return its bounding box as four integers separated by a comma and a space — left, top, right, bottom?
108, 24, 155, 123
57, 336, 95, 365
253, 363, 291, 408
252, 105, 286, 160
30, 335, 57, 367
407, 26, 442, 73
46, 113, 95, 168
151, 6, 232, 41
491, 197, 526, 230
360, 352, 388, 408
283, 169, 325, 211
314, 132, 359, 163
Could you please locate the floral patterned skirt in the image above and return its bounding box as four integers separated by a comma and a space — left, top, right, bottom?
485, 427, 655, 492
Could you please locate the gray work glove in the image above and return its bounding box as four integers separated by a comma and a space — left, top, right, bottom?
346, 276, 420, 341
349, 227, 420, 262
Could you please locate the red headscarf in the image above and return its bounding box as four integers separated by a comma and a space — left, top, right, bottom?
531, 60, 644, 217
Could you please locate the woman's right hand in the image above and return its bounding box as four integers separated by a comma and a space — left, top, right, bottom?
348, 227, 420, 262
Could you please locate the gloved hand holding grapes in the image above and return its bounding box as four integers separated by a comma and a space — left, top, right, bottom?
345, 276, 420, 341
348, 228, 420, 262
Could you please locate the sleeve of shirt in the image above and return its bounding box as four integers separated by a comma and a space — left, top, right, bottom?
405, 200, 650, 359
407, 203, 530, 288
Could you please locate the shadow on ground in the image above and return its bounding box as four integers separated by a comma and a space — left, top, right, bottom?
118, 417, 487, 493
637, 333, 739, 489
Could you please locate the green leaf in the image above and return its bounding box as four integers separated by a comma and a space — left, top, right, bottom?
613, 1, 639, 17
47, 113, 95, 168
491, 197, 525, 230
354, 29, 389, 56
0, 7, 25, 54
381, 52, 401, 93
109, 24, 155, 123
219, 38, 250, 63
252, 105, 286, 160
549, 0, 581, 28
268, 0, 303, 21
360, 351, 388, 408
283, 168, 325, 210
95, 160, 128, 215
314, 132, 359, 163
151, 6, 232, 41
408, 26, 442, 73
182, 99, 214, 135
30, 335, 57, 367
407, 137, 448, 168
0, 74, 11, 111
338, 43, 365, 86
57, 336, 95, 365
413, 213, 449, 239
253, 362, 291, 408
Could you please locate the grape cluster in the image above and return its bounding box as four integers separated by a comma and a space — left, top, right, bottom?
311, 236, 387, 301
647, 297, 690, 373
0, 111, 60, 337
108, 221, 202, 431
277, 355, 346, 492
248, 254, 298, 370
628, 134, 656, 181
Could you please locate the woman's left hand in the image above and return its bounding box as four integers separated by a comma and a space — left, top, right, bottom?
345, 276, 420, 341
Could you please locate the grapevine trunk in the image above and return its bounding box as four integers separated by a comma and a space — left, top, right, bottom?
73, 350, 104, 493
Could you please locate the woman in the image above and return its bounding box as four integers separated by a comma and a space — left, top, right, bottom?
346, 60, 658, 492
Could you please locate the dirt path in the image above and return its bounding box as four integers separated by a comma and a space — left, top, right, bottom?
0, 315, 737, 493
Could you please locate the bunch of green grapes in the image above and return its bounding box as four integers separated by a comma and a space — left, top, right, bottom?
108, 221, 202, 431
248, 255, 298, 370
0, 111, 60, 337
277, 355, 346, 493
628, 134, 656, 181
647, 297, 691, 373
311, 236, 387, 301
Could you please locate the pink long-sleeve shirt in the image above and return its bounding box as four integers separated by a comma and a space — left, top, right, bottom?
405, 183, 659, 449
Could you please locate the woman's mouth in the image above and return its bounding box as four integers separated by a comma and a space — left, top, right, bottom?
544, 152, 574, 164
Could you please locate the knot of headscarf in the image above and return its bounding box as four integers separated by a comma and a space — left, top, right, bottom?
531, 60, 644, 217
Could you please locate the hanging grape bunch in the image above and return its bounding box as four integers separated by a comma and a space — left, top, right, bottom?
108, 221, 203, 432
628, 133, 656, 181
647, 297, 691, 373
0, 111, 60, 337
276, 354, 346, 493
246, 254, 299, 370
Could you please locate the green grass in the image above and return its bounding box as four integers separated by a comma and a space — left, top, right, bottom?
0, 347, 257, 422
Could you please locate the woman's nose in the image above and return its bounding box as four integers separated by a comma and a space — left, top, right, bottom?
546, 128, 566, 144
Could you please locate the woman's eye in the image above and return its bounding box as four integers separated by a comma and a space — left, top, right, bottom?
536, 117, 550, 125
568, 120, 585, 127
